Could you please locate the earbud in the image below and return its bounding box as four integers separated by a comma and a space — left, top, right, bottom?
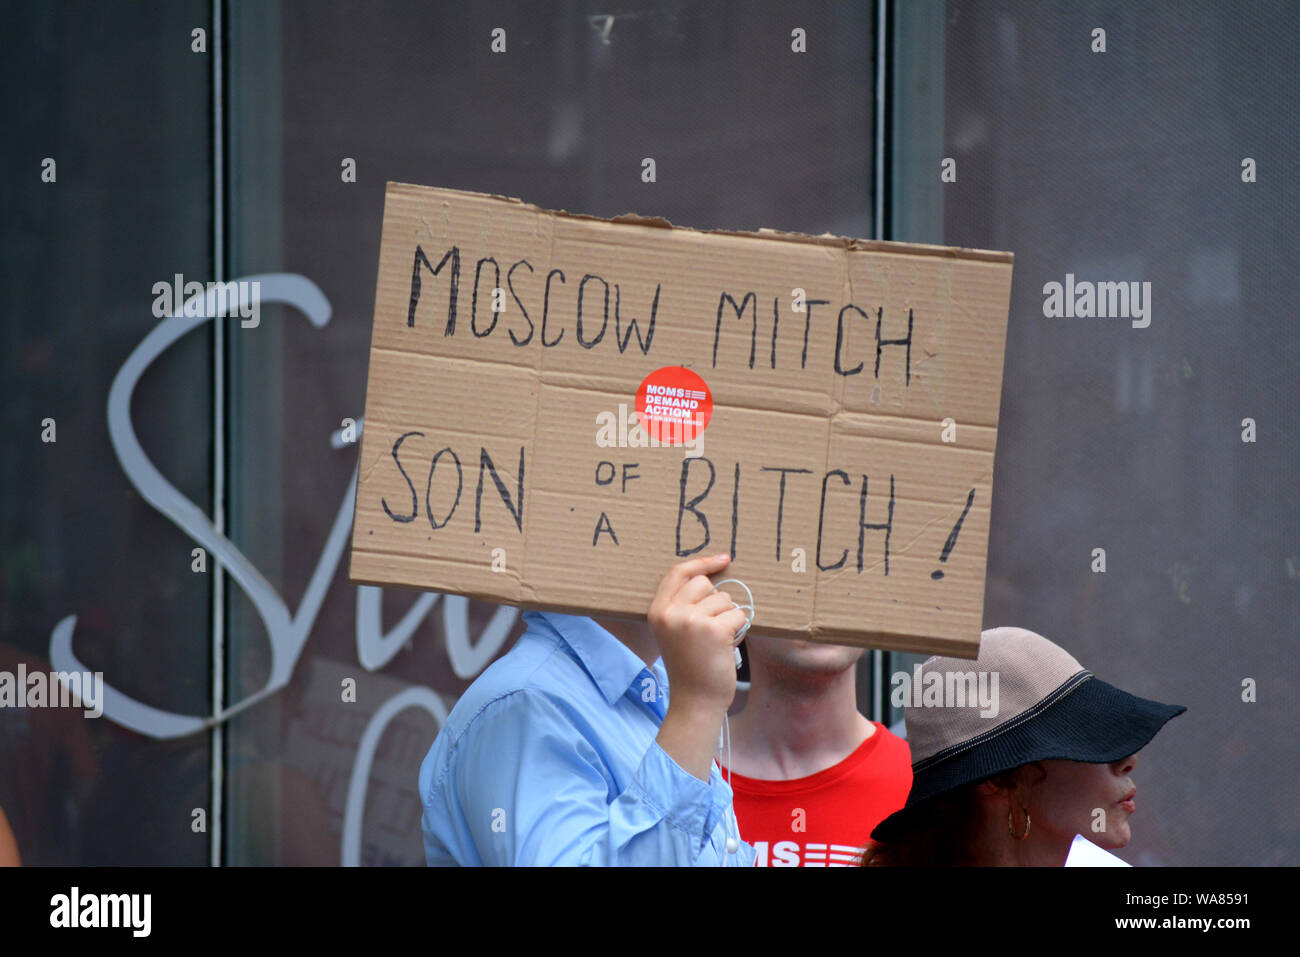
712, 579, 755, 649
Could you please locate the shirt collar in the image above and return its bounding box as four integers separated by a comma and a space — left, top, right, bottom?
523, 610, 658, 706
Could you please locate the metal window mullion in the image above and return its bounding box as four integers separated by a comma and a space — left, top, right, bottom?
209, 0, 226, 869
868, 0, 890, 724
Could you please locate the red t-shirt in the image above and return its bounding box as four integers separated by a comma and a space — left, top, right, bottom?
721, 722, 911, 867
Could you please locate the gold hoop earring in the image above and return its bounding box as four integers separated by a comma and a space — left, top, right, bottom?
1008, 807, 1031, 841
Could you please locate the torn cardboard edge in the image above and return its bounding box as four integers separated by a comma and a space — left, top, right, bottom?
347, 555, 992, 659
389, 180, 1015, 265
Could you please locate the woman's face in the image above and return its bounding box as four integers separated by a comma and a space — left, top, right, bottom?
1029, 755, 1140, 850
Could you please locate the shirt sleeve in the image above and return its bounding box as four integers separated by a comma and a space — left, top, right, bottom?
444, 690, 748, 866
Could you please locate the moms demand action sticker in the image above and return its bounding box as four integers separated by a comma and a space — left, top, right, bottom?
635, 366, 713, 445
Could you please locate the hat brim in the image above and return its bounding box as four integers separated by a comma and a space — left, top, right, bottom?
870, 676, 1185, 844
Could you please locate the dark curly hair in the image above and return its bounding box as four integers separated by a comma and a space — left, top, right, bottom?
861, 763, 1047, 866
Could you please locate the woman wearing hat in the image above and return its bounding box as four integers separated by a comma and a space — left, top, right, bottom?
863, 627, 1185, 866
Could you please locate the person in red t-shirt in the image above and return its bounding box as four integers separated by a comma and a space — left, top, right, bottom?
720, 634, 911, 866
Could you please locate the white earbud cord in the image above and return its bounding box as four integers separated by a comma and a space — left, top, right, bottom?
711, 578, 754, 865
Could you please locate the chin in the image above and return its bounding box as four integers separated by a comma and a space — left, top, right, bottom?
771, 642, 861, 671
747, 634, 865, 683
1094, 824, 1131, 850
778, 655, 855, 679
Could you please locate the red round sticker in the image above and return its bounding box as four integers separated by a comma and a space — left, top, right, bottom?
635, 366, 713, 446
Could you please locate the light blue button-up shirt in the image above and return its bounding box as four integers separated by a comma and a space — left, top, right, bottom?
419, 610, 755, 866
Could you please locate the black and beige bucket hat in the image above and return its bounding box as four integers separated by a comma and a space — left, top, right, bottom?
871, 626, 1186, 843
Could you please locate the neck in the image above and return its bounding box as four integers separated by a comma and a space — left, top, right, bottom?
594, 617, 659, 669
728, 662, 872, 779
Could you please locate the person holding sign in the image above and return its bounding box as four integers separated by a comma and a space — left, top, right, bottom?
418, 554, 755, 866
861, 627, 1185, 866
720, 637, 911, 866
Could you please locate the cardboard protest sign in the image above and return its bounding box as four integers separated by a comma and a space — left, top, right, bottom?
349, 182, 1013, 657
